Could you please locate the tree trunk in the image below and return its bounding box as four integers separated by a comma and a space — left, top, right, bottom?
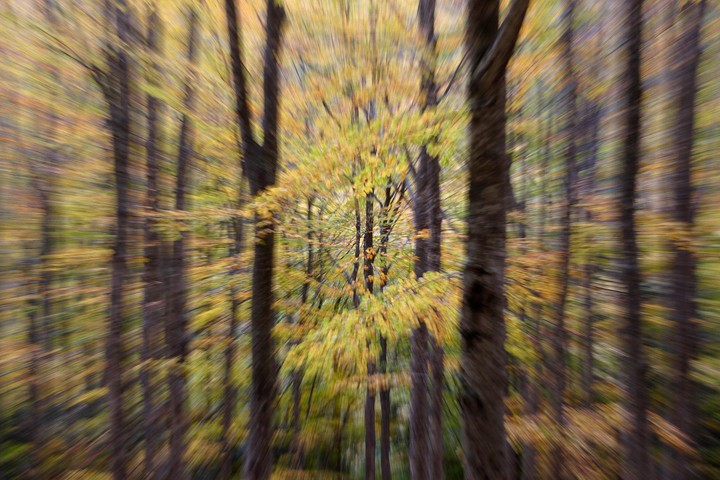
243, 2, 285, 478
101, 2, 133, 478
579, 100, 600, 407
140, 6, 164, 477
415, 1, 445, 478
290, 196, 313, 469
166, 9, 199, 479
461, 0, 527, 478
668, 1, 705, 478
550, 2, 578, 477
222, 0, 251, 473
410, 144, 430, 480
377, 181, 401, 480
220, 192, 244, 479
617, 1, 651, 478
364, 191, 376, 480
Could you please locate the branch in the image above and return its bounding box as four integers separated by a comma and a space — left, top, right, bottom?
437, 48, 471, 103
470, 0, 530, 93
225, 0, 256, 151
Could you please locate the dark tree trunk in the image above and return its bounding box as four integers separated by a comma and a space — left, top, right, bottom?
221, 0, 251, 476
461, 0, 527, 478
140, 6, 164, 478
377, 180, 403, 480
379, 333, 391, 480
364, 192, 376, 480
520, 80, 552, 480
100, 2, 134, 478
290, 196, 313, 469
410, 144, 430, 480
550, 2, 578, 477
243, 2, 285, 478
668, 1, 705, 478
166, 9, 199, 479
579, 100, 600, 407
617, 1, 651, 478
38, 0, 59, 355
220, 189, 244, 480
414, 1, 445, 478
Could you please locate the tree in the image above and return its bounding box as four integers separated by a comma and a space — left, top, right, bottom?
461, 0, 528, 478
617, 0, 651, 477
668, 1, 706, 477
364, 191, 376, 480
410, 0, 444, 478
96, 1, 134, 477
223, 0, 286, 477
140, 5, 165, 477
550, 1, 578, 476
165, 7, 200, 479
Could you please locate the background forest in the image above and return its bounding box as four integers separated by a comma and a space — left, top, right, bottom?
0, 0, 718, 479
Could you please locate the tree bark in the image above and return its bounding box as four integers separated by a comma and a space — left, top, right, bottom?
461, 0, 527, 478
668, 1, 705, 478
617, 1, 651, 478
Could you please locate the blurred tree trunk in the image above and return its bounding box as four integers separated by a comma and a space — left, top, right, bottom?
221, 0, 254, 473
165, 9, 199, 479
378, 185, 392, 480
550, 1, 578, 477
220, 208, 242, 479
579, 99, 600, 407
99, 1, 133, 477
462, 0, 527, 478
412, 1, 445, 478
291, 196, 314, 469
39, 0, 59, 355
140, 5, 165, 478
221, 0, 249, 474
364, 191, 376, 480
668, 1, 706, 478
243, 1, 285, 477
410, 142, 430, 479
617, 1, 651, 478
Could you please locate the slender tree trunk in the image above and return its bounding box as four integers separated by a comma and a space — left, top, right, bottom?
220, 190, 244, 479
617, 1, 651, 478
222, 0, 251, 475
377, 184, 395, 480
668, 2, 705, 478
579, 101, 600, 407
140, 6, 164, 477
550, 2, 578, 477
101, 2, 133, 477
243, 2, 285, 478
364, 191, 376, 480
415, 1, 445, 477
290, 196, 313, 469
410, 144, 430, 480
461, 0, 527, 478
522, 85, 553, 480
39, 0, 60, 355
166, 9, 199, 479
